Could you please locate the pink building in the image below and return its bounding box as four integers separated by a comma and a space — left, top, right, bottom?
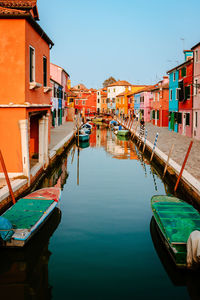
139, 86, 154, 122
191, 42, 200, 140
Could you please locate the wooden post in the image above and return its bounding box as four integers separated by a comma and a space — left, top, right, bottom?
163, 144, 174, 178
150, 132, 159, 162
174, 141, 193, 192
77, 113, 80, 147
131, 121, 139, 138
0, 150, 16, 204
142, 129, 148, 153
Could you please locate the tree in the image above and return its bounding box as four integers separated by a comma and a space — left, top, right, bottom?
103, 77, 117, 88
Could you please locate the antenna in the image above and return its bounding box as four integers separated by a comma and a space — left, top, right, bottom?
180, 38, 185, 51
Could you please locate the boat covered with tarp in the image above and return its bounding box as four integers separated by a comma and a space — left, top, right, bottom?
0, 187, 61, 247
117, 130, 130, 137
151, 195, 200, 269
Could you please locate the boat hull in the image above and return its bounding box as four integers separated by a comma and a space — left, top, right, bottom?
151, 195, 200, 268
117, 130, 130, 137
1, 187, 61, 247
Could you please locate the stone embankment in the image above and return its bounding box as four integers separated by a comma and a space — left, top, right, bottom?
118, 119, 200, 203
0, 122, 76, 210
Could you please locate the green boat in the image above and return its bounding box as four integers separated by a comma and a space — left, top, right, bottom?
117, 130, 130, 137
76, 134, 89, 142
151, 195, 200, 268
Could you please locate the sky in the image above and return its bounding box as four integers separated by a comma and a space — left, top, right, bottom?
38, 0, 200, 89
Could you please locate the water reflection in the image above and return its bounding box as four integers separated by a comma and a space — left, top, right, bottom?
0, 208, 61, 300
150, 217, 200, 300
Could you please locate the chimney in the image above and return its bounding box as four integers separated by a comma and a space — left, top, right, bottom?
183, 50, 193, 61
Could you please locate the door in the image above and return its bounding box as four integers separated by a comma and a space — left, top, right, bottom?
170, 112, 175, 131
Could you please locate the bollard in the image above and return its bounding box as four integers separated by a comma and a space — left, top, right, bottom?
142, 129, 148, 153
163, 144, 174, 178
150, 132, 159, 162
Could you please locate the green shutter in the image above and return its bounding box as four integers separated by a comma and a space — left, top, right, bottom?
157, 110, 159, 120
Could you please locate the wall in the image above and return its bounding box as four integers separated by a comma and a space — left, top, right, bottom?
193, 45, 200, 140
0, 19, 26, 104
25, 21, 51, 106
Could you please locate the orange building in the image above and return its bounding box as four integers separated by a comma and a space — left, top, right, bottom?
0, 1, 53, 183
101, 90, 107, 113
116, 85, 147, 116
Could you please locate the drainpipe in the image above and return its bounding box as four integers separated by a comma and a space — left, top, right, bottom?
19, 120, 31, 185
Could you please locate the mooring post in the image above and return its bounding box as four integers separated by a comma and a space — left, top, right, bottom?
163, 144, 174, 178
131, 121, 139, 138
174, 141, 193, 192
150, 132, 159, 162
0, 150, 16, 204
142, 129, 148, 153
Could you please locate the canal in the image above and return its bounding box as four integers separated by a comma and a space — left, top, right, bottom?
0, 125, 199, 299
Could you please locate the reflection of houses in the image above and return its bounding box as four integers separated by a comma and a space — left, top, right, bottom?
50, 63, 70, 127
0, 0, 54, 182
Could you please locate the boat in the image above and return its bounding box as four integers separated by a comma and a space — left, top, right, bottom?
92, 117, 103, 123
80, 128, 91, 135
79, 141, 90, 149
82, 123, 92, 130
76, 133, 90, 142
151, 195, 200, 268
0, 187, 61, 247
117, 130, 130, 137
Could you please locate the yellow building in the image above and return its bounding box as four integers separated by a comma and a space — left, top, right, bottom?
116, 85, 147, 116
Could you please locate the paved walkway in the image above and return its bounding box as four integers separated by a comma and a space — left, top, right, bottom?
49, 121, 75, 150
134, 122, 200, 182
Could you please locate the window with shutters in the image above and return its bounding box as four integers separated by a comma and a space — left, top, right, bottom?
157, 110, 159, 120
181, 67, 186, 77
186, 113, 190, 126
43, 56, 47, 87
184, 85, 190, 100
152, 110, 155, 119
29, 46, 35, 82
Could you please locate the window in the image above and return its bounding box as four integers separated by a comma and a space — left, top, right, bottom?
194, 79, 198, 96
195, 111, 198, 128
195, 50, 198, 63
153, 93, 156, 102
157, 92, 160, 102
108, 89, 110, 93
64, 92, 66, 100
173, 72, 176, 81
157, 110, 159, 120
170, 90, 172, 101
82, 100, 85, 105
152, 110, 155, 119
43, 56, 47, 87
186, 113, 190, 126
181, 67, 186, 77
113, 88, 116, 93
97, 99, 100, 103
54, 86, 57, 97
29, 46, 35, 82
184, 85, 190, 100
176, 88, 179, 100
140, 96, 144, 103
75, 100, 78, 105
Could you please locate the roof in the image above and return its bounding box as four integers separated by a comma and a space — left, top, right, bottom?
0, 0, 39, 20
167, 58, 193, 74
0, 1, 54, 47
51, 63, 70, 78
191, 42, 200, 50
107, 80, 131, 87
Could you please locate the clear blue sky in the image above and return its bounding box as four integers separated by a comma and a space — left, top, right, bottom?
38, 0, 200, 89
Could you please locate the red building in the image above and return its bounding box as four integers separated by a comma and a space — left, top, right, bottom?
150, 77, 169, 127
177, 53, 193, 137
72, 84, 97, 115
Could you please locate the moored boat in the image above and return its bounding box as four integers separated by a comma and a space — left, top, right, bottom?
117, 130, 130, 137
76, 133, 90, 142
0, 187, 61, 247
151, 195, 200, 268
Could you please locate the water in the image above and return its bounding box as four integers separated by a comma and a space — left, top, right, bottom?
0, 125, 199, 300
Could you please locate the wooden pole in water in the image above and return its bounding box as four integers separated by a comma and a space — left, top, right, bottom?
174, 141, 193, 192
0, 150, 16, 204
163, 144, 174, 178
77, 113, 80, 147
77, 147, 80, 186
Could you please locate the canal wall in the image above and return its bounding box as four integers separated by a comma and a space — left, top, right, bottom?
117, 119, 200, 205
0, 122, 76, 212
